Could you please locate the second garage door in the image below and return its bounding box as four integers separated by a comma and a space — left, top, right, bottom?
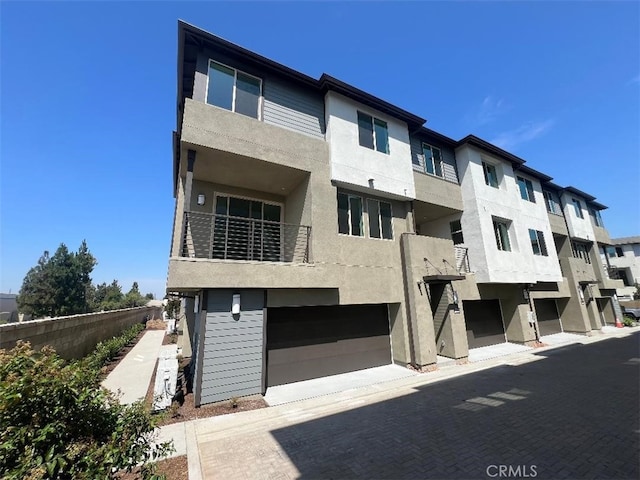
266, 304, 391, 387
464, 299, 506, 348
534, 299, 562, 336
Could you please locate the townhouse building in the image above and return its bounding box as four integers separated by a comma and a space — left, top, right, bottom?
604, 237, 640, 300
167, 21, 624, 406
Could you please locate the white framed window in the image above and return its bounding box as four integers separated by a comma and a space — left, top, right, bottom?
367, 199, 393, 240
206, 60, 262, 119
483, 161, 499, 188
449, 220, 464, 245
543, 190, 561, 215
517, 176, 536, 203
528, 229, 548, 256
357, 111, 389, 154
421, 143, 444, 177
571, 198, 584, 219
337, 192, 364, 236
493, 218, 512, 251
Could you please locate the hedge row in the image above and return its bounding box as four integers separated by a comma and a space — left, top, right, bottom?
82, 322, 145, 372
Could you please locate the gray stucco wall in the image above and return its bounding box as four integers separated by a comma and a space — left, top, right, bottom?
0, 306, 161, 359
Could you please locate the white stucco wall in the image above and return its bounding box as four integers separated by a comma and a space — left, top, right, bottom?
325, 91, 415, 199
609, 243, 640, 283
559, 192, 596, 242
456, 145, 562, 284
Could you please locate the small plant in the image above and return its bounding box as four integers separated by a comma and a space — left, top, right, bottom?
230, 396, 239, 409
168, 401, 181, 418
622, 315, 635, 327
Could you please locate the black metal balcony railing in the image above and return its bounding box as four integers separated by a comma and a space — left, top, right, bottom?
181, 212, 311, 263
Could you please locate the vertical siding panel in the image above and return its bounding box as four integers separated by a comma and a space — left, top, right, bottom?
411, 135, 459, 184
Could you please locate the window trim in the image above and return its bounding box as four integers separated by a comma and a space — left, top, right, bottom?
543, 190, 561, 215
493, 218, 512, 252
450, 219, 464, 245
214, 192, 284, 222
357, 111, 389, 154
206, 59, 263, 120
337, 192, 364, 237
528, 229, 548, 256
482, 161, 499, 188
571, 198, 584, 219
589, 208, 603, 227
367, 199, 394, 240
517, 176, 536, 203
421, 143, 444, 178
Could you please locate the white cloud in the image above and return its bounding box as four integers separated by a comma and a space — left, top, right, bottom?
490, 119, 555, 150
627, 74, 640, 85
467, 95, 508, 126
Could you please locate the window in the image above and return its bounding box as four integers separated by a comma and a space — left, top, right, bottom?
450, 220, 464, 245
367, 199, 393, 239
543, 190, 561, 214
606, 246, 616, 258
615, 247, 624, 257
517, 176, 536, 203
483, 161, 499, 188
422, 143, 443, 177
493, 219, 511, 251
357, 111, 389, 154
206, 61, 262, 119
571, 241, 591, 264
528, 229, 548, 256
337, 192, 363, 236
589, 208, 603, 227
571, 198, 584, 219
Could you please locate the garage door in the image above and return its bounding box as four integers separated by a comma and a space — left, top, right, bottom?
266, 304, 391, 386
463, 300, 506, 348
534, 299, 562, 336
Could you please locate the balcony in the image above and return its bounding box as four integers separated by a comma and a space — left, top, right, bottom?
181, 212, 311, 263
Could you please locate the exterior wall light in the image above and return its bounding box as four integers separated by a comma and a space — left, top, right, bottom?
197, 194, 206, 206
232, 293, 241, 315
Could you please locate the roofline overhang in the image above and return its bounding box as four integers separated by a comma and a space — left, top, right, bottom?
456, 135, 526, 166
563, 186, 597, 201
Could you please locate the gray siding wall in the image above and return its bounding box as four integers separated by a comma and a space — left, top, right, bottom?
410, 135, 459, 184
262, 79, 325, 138
200, 289, 265, 404
192, 51, 325, 139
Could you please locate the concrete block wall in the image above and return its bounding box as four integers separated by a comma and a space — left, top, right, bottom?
0, 306, 161, 359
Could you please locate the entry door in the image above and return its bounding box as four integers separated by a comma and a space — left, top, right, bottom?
212, 196, 282, 261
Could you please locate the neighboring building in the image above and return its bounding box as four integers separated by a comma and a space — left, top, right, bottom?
0, 293, 18, 324
605, 236, 640, 300
166, 21, 625, 406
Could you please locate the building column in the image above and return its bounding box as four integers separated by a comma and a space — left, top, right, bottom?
501, 285, 537, 345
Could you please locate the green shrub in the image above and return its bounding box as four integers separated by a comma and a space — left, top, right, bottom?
0, 341, 172, 479
83, 322, 145, 372
622, 315, 635, 327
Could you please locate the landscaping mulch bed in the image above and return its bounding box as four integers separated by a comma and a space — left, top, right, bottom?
100, 328, 146, 377
118, 454, 188, 480
146, 356, 267, 426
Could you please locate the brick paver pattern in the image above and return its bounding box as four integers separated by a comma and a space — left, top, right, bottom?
196, 333, 640, 479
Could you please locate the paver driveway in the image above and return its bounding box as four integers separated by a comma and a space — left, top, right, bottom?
194, 332, 640, 479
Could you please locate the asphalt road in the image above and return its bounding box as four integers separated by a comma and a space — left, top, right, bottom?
265, 332, 640, 479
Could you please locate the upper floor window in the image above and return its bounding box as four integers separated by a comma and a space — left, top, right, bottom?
337, 192, 363, 236
615, 246, 624, 257
572, 241, 591, 264
493, 218, 512, 251
528, 229, 548, 256
483, 161, 499, 188
606, 246, 616, 258
571, 198, 584, 219
450, 220, 464, 245
367, 199, 393, 240
206, 61, 262, 119
543, 190, 561, 215
589, 208, 603, 227
517, 176, 536, 203
357, 112, 389, 154
422, 143, 443, 177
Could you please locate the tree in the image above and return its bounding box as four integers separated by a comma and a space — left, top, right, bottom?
17, 242, 97, 318
0, 341, 172, 479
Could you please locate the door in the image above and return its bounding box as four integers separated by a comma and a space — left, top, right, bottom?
463, 300, 506, 348
534, 299, 563, 336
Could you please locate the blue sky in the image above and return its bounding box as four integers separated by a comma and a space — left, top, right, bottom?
1, 1, 639, 299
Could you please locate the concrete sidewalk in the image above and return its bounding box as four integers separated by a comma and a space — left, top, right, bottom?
102, 329, 165, 404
